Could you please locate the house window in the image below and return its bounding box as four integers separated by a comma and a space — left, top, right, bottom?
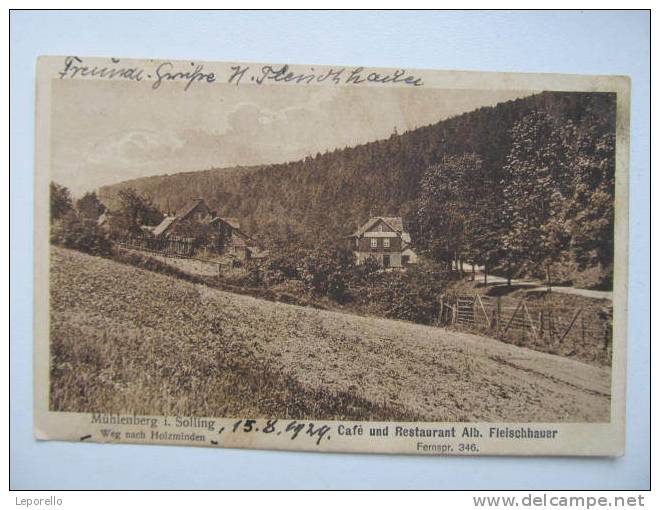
383, 238, 390, 248
370, 238, 377, 248
378, 224, 383, 232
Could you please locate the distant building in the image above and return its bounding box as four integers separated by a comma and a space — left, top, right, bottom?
152, 198, 213, 237
348, 216, 417, 268
149, 198, 259, 261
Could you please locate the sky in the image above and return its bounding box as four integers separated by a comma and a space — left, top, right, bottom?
50, 79, 534, 196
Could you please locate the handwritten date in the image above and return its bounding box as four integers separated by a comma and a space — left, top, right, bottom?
222, 419, 331, 445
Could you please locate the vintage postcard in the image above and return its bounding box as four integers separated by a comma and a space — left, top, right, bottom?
34, 56, 629, 455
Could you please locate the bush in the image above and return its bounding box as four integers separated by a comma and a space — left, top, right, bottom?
50, 212, 113, 256
239, 261, 260, 286
357, 263, 448, 324
299, 247, 353, 302
267, 250, 301, 279
352, 255, 382, 284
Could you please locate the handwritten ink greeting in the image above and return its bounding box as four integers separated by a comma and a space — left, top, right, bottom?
56, 57, 424, 90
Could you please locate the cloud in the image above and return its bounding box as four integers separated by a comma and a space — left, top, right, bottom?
86, 130, 185, 166
50, 79, 532, 195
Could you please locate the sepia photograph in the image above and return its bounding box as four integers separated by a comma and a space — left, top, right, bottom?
33, 56, 629, 456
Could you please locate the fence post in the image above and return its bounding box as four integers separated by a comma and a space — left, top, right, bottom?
476, 294, 490, 327
503, 297, 525, 334
559, 308, 583, 344
549, 308, 555, 342
523, 302, 539, 342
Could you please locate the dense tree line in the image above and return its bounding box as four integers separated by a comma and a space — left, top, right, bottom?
99, 91, 616, 288
416, 103, 615, 288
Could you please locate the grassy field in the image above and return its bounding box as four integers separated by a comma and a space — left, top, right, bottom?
50, 247, 612, 422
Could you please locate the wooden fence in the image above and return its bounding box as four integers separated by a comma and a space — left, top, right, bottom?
118, 235, 196, 258
439, 293, 612, 354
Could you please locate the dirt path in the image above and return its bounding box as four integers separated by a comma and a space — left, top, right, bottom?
475, 273, 612, 301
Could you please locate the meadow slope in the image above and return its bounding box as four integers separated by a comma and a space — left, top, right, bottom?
50, 247, 611, 422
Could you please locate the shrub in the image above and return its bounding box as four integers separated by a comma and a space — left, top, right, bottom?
299, 247, 354, 302
244, 260, 265, 286
352, 255, 382, 284
50, 212, 113, 256
357, 263, 448, 324
267, 250, 301, 280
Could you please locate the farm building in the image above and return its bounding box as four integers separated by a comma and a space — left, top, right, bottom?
148, 198, 260, 261
348, 216, 418, 268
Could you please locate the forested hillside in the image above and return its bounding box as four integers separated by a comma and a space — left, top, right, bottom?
99, 91, 616, 287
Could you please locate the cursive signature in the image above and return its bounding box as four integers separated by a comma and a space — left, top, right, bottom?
230, 64, 424, 87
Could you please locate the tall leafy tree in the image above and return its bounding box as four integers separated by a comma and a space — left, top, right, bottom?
109, 188, 164, 236
76, 191, 105, 221
501, 111, 570, 281
416, 153, 484, 270
50, 182, 73, 222
561, 120, 616, 273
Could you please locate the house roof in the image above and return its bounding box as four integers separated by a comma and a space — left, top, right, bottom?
381, 216, 404, 232
151, 199, 252, 243
217, 217, 241, 230
208, 217, 253, 243
152, 216, 177, 237
176, 198, 206, 220
151, 199, 208, 237
351, 216, 405, 237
